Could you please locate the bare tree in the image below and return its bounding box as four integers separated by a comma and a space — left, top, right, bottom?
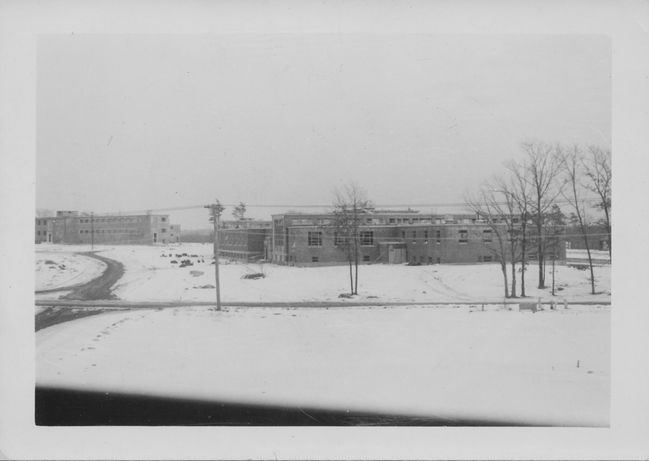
561, 145, 596, 294
232, 202, 247, 221
545, 204, 566, 296
332, 183, 372, 295
521, 141, 566, 289
505, 159, 532, 297
583, 146, 611, 258
493, 178, 522, 298
465, 185, 510, 299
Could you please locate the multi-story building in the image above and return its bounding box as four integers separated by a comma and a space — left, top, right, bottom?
219, 220, 272, 262
268, 210, 566, 266
35, 211, 181, 245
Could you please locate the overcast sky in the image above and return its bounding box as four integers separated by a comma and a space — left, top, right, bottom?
37, 34, 610, 228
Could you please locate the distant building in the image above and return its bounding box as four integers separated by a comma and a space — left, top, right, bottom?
35, 211, 180, 245
219, 220, 272, 262
563, 224, 610, 252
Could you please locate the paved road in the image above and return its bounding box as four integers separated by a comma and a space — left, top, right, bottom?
58, 252, 124, 301
35, 252, 125, 331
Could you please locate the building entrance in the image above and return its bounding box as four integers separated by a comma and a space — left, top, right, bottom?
388, 246, 406, 264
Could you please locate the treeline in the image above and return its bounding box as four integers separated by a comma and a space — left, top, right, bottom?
465, 141, 611, 298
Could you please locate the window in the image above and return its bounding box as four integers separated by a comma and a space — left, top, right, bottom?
401, 231, 406, 239
308, 231, 322, 247
334, 232, 345, 246
428, 256, 433, 264
37, 230, 40, 235
389, 218, 396, 224
411, 230, 416, 239
482, 229, 492, 243
363, 255, 370, 262
483, 255, 493, 262
161, 217, 167, 222
161, 228, 167, 233
311, 256, 319, 263
424, 230, 429, 240
459, 230, 468, 243
360, 231, 374, 246
436, 230, 441, 244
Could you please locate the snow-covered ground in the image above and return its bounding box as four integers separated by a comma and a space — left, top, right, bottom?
35, 243, 611, 303
35, 250, 106, 292
36, 304, 610, 426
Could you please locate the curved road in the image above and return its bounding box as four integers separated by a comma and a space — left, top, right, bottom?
36, 252, 124, 331
59, 252, 124, 300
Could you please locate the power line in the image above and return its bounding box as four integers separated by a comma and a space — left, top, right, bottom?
77, 197, 605, 217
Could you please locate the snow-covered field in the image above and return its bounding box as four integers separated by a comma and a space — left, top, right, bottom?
36, 243, 611, 303
36, 304, 610, 426
35, 251, 106, 292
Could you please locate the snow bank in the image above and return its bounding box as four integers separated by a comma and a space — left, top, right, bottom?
36, 305, 610, 426
35, 251, 106, 292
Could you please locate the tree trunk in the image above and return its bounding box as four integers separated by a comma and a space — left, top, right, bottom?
348, 254, 353, 295
520, 222, 527, 297
537, 230, 545, 288
353, 234, 359, 295
581, 227, 596, 295
571, 180, 596, 295
604, 206, 611, 259
510, 256, 517, 298
501, 260, 509, 299
551, 255, 555, 296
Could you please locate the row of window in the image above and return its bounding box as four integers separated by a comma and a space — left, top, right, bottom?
308, 231, 375, 247
289, 216, 487, 226
78, 216, 150, 224
306, 229, 494, 247
306, 254, 494, 264
79, 229, 142, 234
38, 216, 168, 225
399, 229, 493, 243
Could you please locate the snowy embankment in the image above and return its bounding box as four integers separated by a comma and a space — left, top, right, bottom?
35, 250, 106, 292
36, 304, 610, 426
35, 243, 611, 303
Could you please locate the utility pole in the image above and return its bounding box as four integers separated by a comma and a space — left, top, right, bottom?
90, 211, 94, 250
205, 200, 225, 311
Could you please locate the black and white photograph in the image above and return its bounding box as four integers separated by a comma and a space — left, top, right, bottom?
1, 1, 649, 459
